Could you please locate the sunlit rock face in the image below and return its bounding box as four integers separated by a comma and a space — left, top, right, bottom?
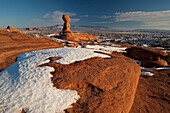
61, 14, 100, 42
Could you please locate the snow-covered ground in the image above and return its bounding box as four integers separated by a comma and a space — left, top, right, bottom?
140, 72, 154, 76
84, 44, 127, 53
0, 48, 110, 113
141, 67, 170, 70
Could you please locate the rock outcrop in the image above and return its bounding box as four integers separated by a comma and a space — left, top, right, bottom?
61, 15, 99, 42
130, 69, 170, 113
7, 26, 25, 34
0, 29, 9, 33
0, 31, 63, 71
125, 47, 168, 67
45, 53, 141, 113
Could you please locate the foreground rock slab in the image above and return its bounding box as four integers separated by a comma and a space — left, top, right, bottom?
45, 53, 141, 113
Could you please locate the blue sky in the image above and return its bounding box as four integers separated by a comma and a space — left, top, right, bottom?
1, 0, 170, 30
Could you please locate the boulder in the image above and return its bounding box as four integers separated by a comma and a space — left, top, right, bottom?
140, 59, 168, 67
7, 26, 25, 34
67, 42, 79, 47
125, 47, 168, 67
125, 47, 168, 60
62, 14, 71, 22
47, 53, 141, 113
167, 55, 170, 63
53, 33, 60, 38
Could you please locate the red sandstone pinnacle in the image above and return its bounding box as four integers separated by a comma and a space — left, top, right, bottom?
61, 15, 100, 42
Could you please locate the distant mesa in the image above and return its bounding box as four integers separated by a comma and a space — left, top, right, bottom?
7, 26, 25, 34
56, 14, 100, 42
26, 27, 51, 31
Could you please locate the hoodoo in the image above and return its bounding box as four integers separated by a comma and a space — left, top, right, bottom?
61, 14, 100, 42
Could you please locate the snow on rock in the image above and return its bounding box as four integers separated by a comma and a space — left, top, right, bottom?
0, 48, 110, 113
133, 59, 170, 70
84, 45, 127, 53
133, 59, 141, 66
141, 67, 170, 70
140, 72, 154, 76
99, 42, 119, 47
46, 33, 56, 37
141, 44, 149, 47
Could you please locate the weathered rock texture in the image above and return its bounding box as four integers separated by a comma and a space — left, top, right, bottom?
130, 69, 170, 113
43, 53, 141, 113
125, 47, 168, 67
7, 26, 25, 34
0, 31, 63, 71
0, 29, 9, 33
61, 15, 99, 42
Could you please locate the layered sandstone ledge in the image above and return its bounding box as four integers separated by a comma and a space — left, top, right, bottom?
0, 31, 63, 71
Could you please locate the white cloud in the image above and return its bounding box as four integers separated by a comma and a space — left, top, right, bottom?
42, 13, 51, 18
32, 11, 80, 26
99, 15, 112, 19
109, 27, 137, 30
115, 10, 170, 27
71, 18, 80, 22
109, 27, 170, 31
80, 15, 89, 17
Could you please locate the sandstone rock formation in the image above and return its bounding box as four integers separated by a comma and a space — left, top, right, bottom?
125, 47, 168, 67
0, 31, 63, 71
43, 53, 141, 113
130, 69, 170, 113
7, 26, 25, 34
66, 41, 79, 47
53, 33, 60, 37
61, 15, 99, 42
0, 29, 9, 33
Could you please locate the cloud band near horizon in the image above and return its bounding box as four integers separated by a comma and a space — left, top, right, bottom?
115, 10, 170, 27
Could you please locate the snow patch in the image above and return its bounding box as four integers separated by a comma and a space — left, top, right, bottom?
133, 59, 141, 66
140, 72, 154, 76
46, 33, 56, 37
0, 48, 110, 113
141, 67, 170, 70
84, 45, 127, 53
163, 50, 170, 52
